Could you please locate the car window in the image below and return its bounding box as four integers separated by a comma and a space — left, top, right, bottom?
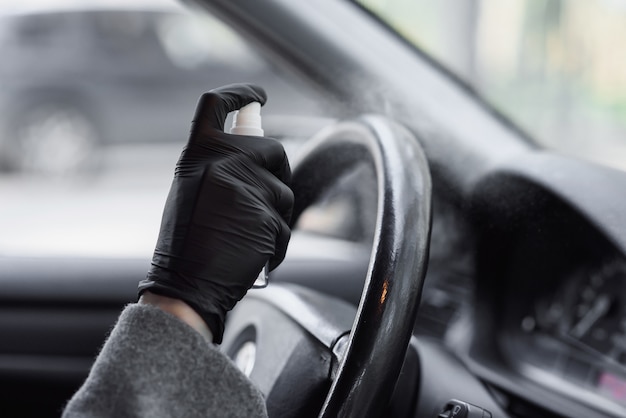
0, 1, 331, 258
155, 12, 263, 72
355, 0, 626, 173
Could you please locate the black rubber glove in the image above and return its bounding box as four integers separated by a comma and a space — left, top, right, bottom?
138, 84, 293, 343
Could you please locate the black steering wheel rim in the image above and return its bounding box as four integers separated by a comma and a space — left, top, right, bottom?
289, 115, 432, 417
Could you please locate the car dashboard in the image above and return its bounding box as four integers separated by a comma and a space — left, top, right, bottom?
427, 151, 626, 418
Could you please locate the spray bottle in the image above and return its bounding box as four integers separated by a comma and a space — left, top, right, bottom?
230, 102, 269, 288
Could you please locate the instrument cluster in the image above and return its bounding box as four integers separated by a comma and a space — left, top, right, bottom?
508, 260, 626, 414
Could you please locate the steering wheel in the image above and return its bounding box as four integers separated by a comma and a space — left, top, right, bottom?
222, 115, 432, 417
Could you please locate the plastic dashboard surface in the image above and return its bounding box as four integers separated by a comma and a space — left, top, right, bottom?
459, 151, 626, 418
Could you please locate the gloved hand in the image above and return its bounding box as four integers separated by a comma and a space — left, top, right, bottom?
138, 84, 293, 343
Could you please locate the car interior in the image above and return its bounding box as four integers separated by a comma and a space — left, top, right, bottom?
1, 0, 626, 417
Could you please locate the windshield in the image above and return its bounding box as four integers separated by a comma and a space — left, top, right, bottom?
356, 0, 626, 172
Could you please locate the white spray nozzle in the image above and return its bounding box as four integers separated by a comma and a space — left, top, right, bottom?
230, 102, 264, 136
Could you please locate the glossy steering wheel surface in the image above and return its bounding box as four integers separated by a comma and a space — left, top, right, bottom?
288, 115, 432, 417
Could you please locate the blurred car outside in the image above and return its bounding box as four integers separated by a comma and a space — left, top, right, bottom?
0, 1, 324, 176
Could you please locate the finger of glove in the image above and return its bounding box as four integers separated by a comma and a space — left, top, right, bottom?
248, 161, 294, 225
205, 132, 292, 186
269, 217, 291, 271
192, 84, 267, 133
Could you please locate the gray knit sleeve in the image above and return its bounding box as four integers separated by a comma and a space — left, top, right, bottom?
63, 304, 267, 418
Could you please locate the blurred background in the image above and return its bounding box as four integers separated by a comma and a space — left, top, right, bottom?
0, 0, 331, 258
1, 0, 625, 258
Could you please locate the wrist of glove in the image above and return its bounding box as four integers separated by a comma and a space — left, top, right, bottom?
138, 84, 293, 343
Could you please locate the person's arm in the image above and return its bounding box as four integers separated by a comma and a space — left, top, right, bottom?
63, 83, 292, 418
63, 302, 268, 418
139, 291, 213, 342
